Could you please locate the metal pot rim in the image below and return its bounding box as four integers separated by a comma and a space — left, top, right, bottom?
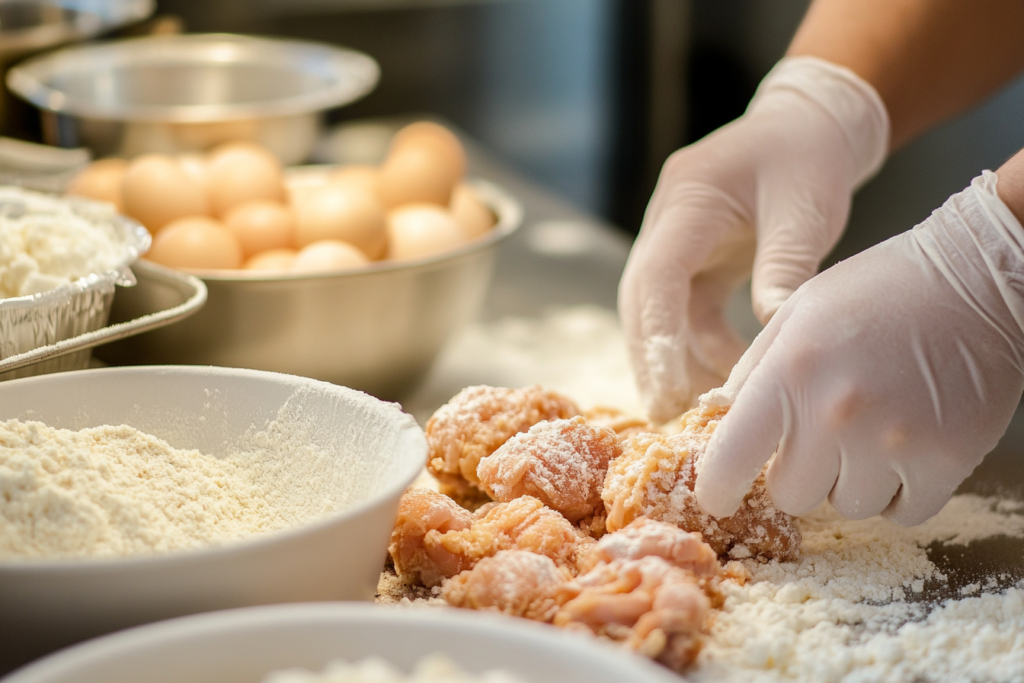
6, 33, 380, 123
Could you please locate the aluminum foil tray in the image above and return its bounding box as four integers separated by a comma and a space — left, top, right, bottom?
0, 194, 205, 380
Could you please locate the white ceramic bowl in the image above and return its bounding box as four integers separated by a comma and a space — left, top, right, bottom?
0, 367, 426, 673
1, 604, 681, 683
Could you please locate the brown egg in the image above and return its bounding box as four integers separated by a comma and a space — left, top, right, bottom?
206, 142, 285, 217
224, 200, 295, 259
449, 183, 495, 240
176, 153, 209, 190
386, 204, 466, 261
121, 154, 209, 233
284, 173, 330, 207
378, 146, 460, 208
292, 240, 369, 273
244, 248, 299, 272
293, 184, 386, 259
329, 165, 381, 199
66, 158, 128, 211
147, 216, 243, 270
389, 121, 467, 179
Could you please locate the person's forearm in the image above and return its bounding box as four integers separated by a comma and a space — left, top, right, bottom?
788, 0, 1024, 150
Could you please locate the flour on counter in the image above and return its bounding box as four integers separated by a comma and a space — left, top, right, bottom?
693, 496, 1024, 683
0, 187, 126, 298
406, 306, 642, 424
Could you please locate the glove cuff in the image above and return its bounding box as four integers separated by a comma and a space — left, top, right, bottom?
914, 171, 1024, 352
749, 56, 890, 188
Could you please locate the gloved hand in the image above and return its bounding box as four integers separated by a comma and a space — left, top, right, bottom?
696, 171, 1024, 525
619, 56, 889, 422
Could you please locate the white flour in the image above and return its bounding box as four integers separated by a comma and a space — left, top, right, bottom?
694, 497, 1024, 683
263, 653, 525, 683
0, 397, 347, 559
408, 306, 1024, 683
0, 187, 126, 298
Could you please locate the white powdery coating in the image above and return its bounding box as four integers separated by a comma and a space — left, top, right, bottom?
263, 653, 526, 683
0, 398, 347, 559
691, 495, 1024, 683
0, 187, 126, 298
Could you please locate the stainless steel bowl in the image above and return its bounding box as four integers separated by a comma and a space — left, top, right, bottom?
0, 0, 153, 66
6, 33, 380, 163
95, 179, 522, 401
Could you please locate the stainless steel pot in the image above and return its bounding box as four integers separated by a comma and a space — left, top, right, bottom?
6, 33, 380, 164
94, 179, 523, 400
0, 0, 155, 136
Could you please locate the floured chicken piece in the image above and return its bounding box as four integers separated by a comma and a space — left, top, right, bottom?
555, 556, 711, 670
476, 416, 620, 523
390, 493, 579, 588
425, 385, 580, 498
388, 488, 474, 587
442, 549, 575, 621
575, 517, 720, 577
602, 402, 801, 562
583, 406, 653, 441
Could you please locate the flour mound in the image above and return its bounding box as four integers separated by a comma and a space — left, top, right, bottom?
0, 409, 342, 559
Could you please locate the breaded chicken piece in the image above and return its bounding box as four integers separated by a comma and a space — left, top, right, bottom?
583, 406, 654, 441
555, 556, 710, 670
388, 488, 474, 587
425, 385, 580, 497
477, 416, 620, 523
390, 493, 579, 588
602, 402, 801, 562
442, 549, 575, 621
575, 517, 720, 577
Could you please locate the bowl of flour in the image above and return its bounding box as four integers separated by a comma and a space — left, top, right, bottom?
0, 366, 426, 674
0, 604, 679, 683
0, 186, 150, 379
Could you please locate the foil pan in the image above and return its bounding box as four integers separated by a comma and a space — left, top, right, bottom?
0, 193, 151, 380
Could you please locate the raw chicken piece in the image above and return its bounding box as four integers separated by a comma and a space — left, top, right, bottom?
425, 385, 580, 498
388, 488, 474, 587
442, 549, 575, 621
576, 517, 720, 577
476, 416, 620, 523
583, 406, 653, 441
555, 556, 710, 670
602, 402, 801, 562
390, 494, 579, 588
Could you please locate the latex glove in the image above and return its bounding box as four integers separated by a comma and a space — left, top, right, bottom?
619, 56, 889, 422
696, 171, 1024, 526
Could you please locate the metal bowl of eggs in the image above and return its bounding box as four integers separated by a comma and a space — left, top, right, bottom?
0, 365, 426, 674
6, 33, 379, 165
80, 123, 522, 400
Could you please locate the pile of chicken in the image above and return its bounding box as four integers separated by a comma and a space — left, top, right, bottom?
388, 385, 801, 671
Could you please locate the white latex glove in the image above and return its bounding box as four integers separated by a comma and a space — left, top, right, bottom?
619, 56, 889, 422
696, 171, 1024, 525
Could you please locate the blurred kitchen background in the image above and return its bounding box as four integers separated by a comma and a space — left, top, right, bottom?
8, 0, 1024, 269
